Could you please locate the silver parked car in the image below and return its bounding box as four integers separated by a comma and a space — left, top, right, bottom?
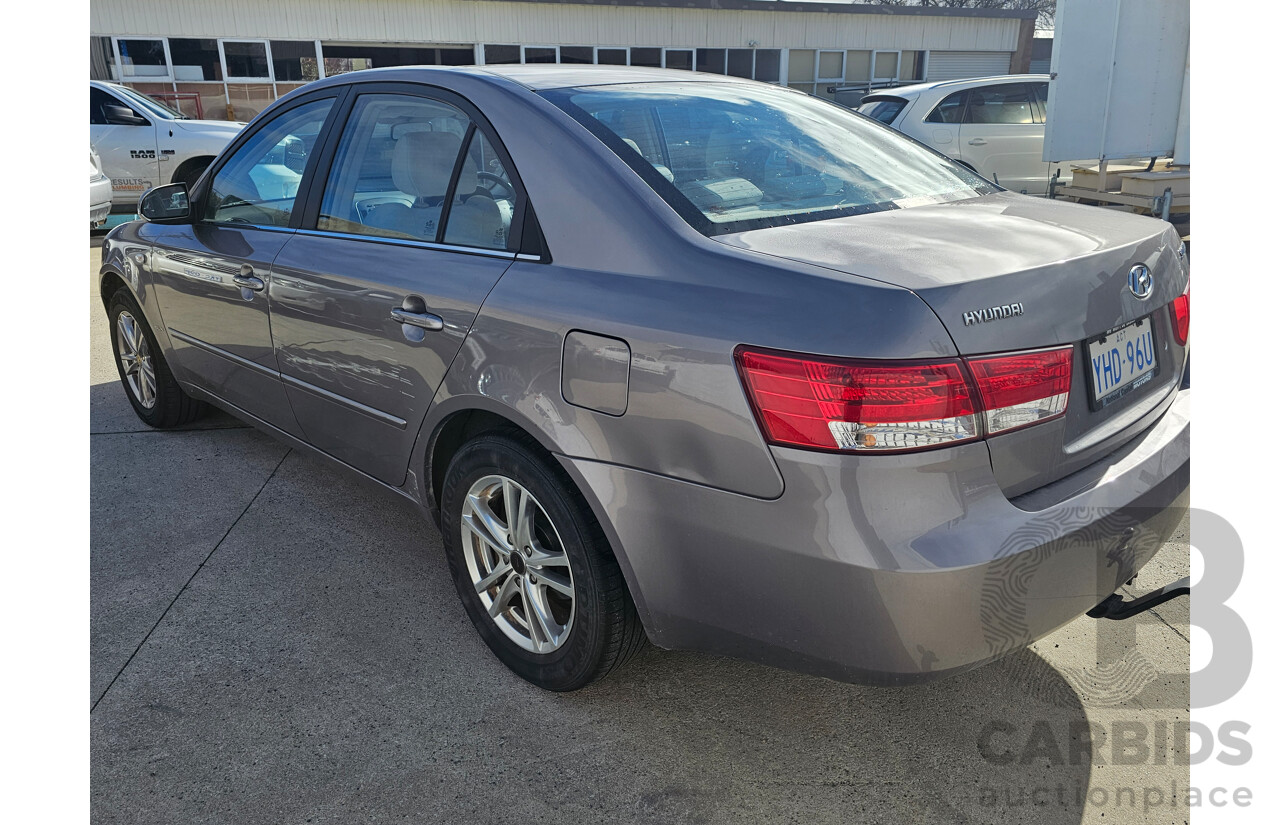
100, 66, 1190, 691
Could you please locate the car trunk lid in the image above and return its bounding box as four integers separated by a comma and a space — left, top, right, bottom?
717, 192, 1188, 498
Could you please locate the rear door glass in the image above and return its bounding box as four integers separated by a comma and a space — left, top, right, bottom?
963, 84, 1035, 125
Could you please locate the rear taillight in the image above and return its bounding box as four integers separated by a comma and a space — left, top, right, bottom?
735, 349, 979, 452
1169, 284, 1189, 346
735, 345, 1073, 453
968, 347, 1072, 435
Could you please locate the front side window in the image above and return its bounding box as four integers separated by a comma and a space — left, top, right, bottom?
963, 84, 1035, 125
203, 97, 334, 227
547, 82, 993, 235
317, 93, 515, 251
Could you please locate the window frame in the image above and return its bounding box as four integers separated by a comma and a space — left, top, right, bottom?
220, 39, 276, 83
189, 88, 348, 233
112, 37, 174, 83
870, 50, 901, 84
296, 81, 535, 258
961, 82, 1038, 126
925, 89, 970, 125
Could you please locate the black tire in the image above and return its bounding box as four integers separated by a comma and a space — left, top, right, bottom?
178, 159, 210, 191
107, 289, 207, 428
441, 432, 646, 691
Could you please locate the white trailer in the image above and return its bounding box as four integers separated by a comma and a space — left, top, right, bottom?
1044, 0, 1190, 219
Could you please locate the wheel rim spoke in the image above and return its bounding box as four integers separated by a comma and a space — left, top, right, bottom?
461, 473, 575, 655
487, 573, 520, 618
523, 578, 559, 651
533, 569, 573, 598
465, 491, 511, 552
474, 561, 512, 594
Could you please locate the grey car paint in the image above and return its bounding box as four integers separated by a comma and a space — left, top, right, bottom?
100, 65, 1189, 685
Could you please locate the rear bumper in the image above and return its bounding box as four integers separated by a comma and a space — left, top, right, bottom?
562, 387, 1190, 685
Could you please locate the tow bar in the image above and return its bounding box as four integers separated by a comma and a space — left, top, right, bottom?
1087, 576, 1191, 621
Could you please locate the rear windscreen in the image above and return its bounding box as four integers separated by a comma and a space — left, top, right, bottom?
544, 82, 994, 236
858, 96, 908, 125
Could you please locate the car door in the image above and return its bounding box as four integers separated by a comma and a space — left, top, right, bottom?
144, 93, 341, 436
91, 86, 159, 204
919, 89, 968, 161
957, 82, 1048, 194
267, 86, 521, 485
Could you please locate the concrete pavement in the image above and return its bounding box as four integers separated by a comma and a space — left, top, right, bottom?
90, 236, 1191, 824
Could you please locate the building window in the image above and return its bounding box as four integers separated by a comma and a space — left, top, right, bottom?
664, 49, 693, 70
872, 51, 900, 83
561, 46, 593, 64
727, 49, 753, 79
117, 39, 168, 79
845, 51, 872, 84
223, 41, 271, 80
901, 50, 926, 82
169, 38, 223, 82
524, 46, 557, 64
271, 41, 320, 82
754, 49, 780, 83
696, 49, 725, 74
598, 48, 627, 66
630, 48, 661, 68
90, 37, 117, 81
485, 44, 520, 65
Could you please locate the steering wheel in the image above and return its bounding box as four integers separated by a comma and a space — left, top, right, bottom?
476, 171, 514, 200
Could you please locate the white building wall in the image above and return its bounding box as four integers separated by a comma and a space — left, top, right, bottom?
91, 0, 1022, 52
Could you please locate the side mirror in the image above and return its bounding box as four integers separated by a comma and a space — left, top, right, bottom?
139, 183, 192, 223
104, 104, 148, 127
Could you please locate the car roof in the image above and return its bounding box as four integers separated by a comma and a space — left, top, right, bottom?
875, 73, 1051, 100
300, 63, 773, 93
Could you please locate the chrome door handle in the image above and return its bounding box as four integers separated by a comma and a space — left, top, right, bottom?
968, 138, 988, 146
233, 274, 265, 291
391, 308, 444, 331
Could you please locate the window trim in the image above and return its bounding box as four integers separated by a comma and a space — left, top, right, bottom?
221, 39, 276, 83
962, 82, 1038, 127
112, 36, 174, 83
295, 81, 533, 256
190, 88, 349, 232
870, 50, 901, 84
925, 89, 970, 125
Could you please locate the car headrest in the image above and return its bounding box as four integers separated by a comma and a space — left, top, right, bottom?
392, 131, 465, 199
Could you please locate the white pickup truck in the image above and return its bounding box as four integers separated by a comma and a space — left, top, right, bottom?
90, 80, 244, 209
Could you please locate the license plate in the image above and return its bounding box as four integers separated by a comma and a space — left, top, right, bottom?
1087, 316, 1158, 408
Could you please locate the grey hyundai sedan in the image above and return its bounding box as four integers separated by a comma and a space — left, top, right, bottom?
100, 66, 1190, 691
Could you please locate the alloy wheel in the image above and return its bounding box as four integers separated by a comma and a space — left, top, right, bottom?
116, 310, 157, 409
460, 474, 576, 654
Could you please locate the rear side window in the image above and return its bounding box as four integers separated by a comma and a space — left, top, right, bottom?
316, 93, 515, 251
964, 84, 1036, 125
203, 97, 333, 227
925, 90, 968, 124
858, 96, 907, 125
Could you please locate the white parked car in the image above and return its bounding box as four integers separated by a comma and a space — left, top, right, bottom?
90, 80, 244, 209
858, 74, 1067, 196
90, 148, 112, 229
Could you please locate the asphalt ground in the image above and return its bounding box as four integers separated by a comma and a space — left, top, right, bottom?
89, 235, 1192, 825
